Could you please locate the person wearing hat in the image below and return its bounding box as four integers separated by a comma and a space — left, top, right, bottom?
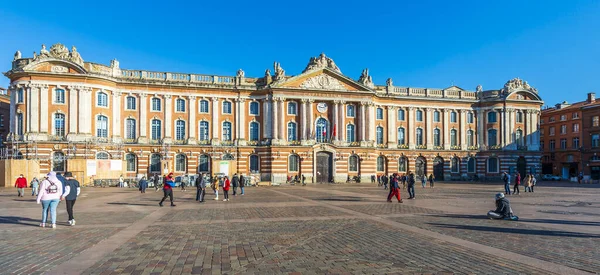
487, 193, 518, 220
61, 172, 81, 226
37, 172, 64, 228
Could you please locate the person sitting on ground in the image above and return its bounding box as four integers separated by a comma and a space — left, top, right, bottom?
487, 193, 518, 220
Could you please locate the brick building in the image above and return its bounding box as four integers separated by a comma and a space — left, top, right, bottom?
581, 93, 600, 180
2, 43, 543, 186
0, 87, 9, 146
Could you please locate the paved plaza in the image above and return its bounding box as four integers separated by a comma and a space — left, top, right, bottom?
1, 182, 599, 275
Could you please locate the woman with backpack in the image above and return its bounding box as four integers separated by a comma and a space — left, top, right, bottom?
159, 172, 176, 207
36, 172, 64, 228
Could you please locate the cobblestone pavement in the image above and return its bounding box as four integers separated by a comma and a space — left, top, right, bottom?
0, 181, 599, 274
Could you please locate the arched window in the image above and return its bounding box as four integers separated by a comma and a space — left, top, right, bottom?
175, 154, 187, 172
222, 101, 232, 114
176, 98, 186, 112
16, 113, 23, 136
347, 124, 355, 142
150, 154, 161, 173
467, 130, 474, 147
175, 120, 186, 140
288, 102, 297, 115
249, 101, 259, 115
199, 121, 209, 141
316, 118, 328, 143
97, 92, 108, 107
376, 108, 384, 120
450, 129, 458, 146
151, 98, 162, 111
488, 129, 498, 147
126, 96, 136, 110
198, 154, 210, 172
349, 155, 359, 172
52, 152, 65, 172
96, 152, 110, 159
125, 118, 136, 139
151, 119, 162, 140
377, 156, 385, 172
249, 155, 259, 173
434, 111, 440, 122
249, 121, 260, 141
55, 89, 65, 104
96, 115, 108, 138
488, 157, 499, 173
451, 157, 460, 173
398, 157, 408, 172
416, 128, 423, 146
288, 154, 299, 172
125, 153, 136, 172
416, 110, 423, 122
54, 113, 66, 137
222, 153, 235, 160
222, 121, 232, 141
398, 109, 405, 121
199, 100, 209, 113
17, 88, 24, 103
287, 122, 297, 141
450, 111, 457, 123
516, 129, 524, 146
397, 127, 405, 145
376, 126, 384, 144
467, 157, 476, 173
433, 129, 441, 146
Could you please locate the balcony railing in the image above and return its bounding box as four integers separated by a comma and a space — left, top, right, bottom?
348, 142, 361, 147
397, 144, 409, 149
173, 140, 186, 145
433, 145, 443, 150
220, 140, 234, 146
517, 145, 527, 151
467, 146, 478, 150
416, 144, 427, 149
246, 140, 259, 146
48, 135, 67, 141
489, 145, 502, 150
197, 139, 210, 145
123, 138, 137, 144
289, 140, 301, 146
450, 145, 461, 150
149, 139, 162, 145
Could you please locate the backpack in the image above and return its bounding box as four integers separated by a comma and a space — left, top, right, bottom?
46, 181, 59, 194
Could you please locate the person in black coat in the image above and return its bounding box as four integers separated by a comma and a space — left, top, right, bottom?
232, 174, 240, 196
487, 193, 517, 220
407, 172, 416, 199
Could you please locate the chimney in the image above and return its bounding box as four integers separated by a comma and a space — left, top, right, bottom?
588, 92, 596, 103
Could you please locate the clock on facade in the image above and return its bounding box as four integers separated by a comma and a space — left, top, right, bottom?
317, 102, 328, 113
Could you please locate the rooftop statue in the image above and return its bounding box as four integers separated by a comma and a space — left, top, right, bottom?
386, 78, 393, 86
273, 62, 285, 81
13, 50, 21, 61
476, 85, 482, 93
236, 69, 245, 78
302, 53, 341, 73
358, 68, 374, 88
502, 77, 537, 94
69, 46, 84, 65
39, 44, 50, 58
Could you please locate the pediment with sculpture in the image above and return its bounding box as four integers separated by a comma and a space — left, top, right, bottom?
272, 69, 366, 92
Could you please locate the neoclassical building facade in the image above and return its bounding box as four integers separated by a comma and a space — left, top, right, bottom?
4, 43, 543, 184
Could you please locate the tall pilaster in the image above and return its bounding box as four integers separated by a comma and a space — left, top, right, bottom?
68, 87, 77, 135
112, 91, 122, 141
526, 110, 533, 146
39, 85, 50, 134
163, 94, 172, 143
333, 101, 339, 141
368, 103, 375, 143
339, 101, 345, 142
29, 85, 40, 133
301, 99, 307, 141
387, 106, 396, 148
188, 96, 197, 143
78, 88, 91, 135
460, 110, 467, 150
272, 97, 279, 141
26, 85, 31, 134
426, 108, 433, 148
476, 109, 484, 149
263, 98, 271, 140
501, 109, 507, 148
443, 109, 450, 150
279, 98, 285, 141
139, 93, 148, 143
9, 86, 15, 134
238, 98, 246, 142
308, 99, 314, 139
211, 97, 219, 142
408, 107, 415, 149
360, 102, 366, 143
506, 108, 514, 149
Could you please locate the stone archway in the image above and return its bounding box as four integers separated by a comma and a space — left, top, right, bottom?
433, 156, 444, 180
517, 156, 527, 177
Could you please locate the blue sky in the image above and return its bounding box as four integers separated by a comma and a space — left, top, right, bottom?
1, 0, 598, 107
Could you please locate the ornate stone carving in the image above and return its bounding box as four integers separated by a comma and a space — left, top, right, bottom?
13, 50, 21, 61
33, 43, 85, 66
264, 69, 272, 85
110, 59, 119, 69
51, 66, 69, 73
302, 53, 341, 73
69, 46, 84, 65
273, 62, 285, 81
236, 69, 245, 78
386, 78, 393, 86
476, 85, 482, 93
39, 44, 50, 58
299, 74, 346, 90
50, 43, 69, 59
502, 77, 537, 94
358, 68, 374, 88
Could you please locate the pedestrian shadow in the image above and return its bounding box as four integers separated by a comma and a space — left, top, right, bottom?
427, 222, 600, 238
0, 216, 42, 227
425, 213, 600, 227
106, 202, 155, 207
314, 196, 364, 202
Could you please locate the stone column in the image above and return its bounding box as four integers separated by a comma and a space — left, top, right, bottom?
263, 98, 271, 140
501, 109, 507, 148
26, 86, 31, 134
235, 98, 241, 143
238, 98, 246, 142
460, 110, 467, 150
139, 93, 148, 143
188, 96, 197, 143
368, 103, 376, 142
333, 101, 339, 141
39, 85, 50, 134
308, 99, 314, 140
279, 98, 285, 141
360, 102, 366, 143
211, 97, 219, 142
9, 86, 15, 134
68, 87, 77, 135
29, 85, 40, 133
78, 88, 91, 135
387, 106, 396, 148
426, 108, 433, 148
272, 97, 279, 141
531, 110, 540, 151
507, 108, 514, 149
301, 99, 307, 141
476, 109, 484, 148
408, 107, 415, 149
163, 95, 172, 143
339, 101, 345, 142
526, 110, 533, 146
443, 109, 450, 150
112, 91, 122, 141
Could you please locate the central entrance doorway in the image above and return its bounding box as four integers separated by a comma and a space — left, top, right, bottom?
415, 157, 427, 179
316, 152, 333, 183
517, 156, 527, 177
433, 157, 444, 180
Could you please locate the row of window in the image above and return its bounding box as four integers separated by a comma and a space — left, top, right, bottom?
542, 113, 580, 124
542, 138, 581, 151
543, 124, 580, 136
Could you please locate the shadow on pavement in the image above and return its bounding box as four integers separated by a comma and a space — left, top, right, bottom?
314, 197, 365, 202
427, 222, 600, 238
425, 213, 600, 227
107, 202, 155, 206
0, 216, 43, 227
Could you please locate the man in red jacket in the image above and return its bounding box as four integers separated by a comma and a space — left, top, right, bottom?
15, 174, 28, 197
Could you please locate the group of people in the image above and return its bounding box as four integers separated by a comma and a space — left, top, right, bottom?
15, 172, 81, 228
382, 171, 424, 202
378, 173, 435, 190
502, 172, 537, 195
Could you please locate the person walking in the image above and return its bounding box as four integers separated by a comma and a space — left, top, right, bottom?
119, 175, 124, 188
502, 172, 511, 195
139, 176, 148, 193
524, 174, 531, 192
530, 174, 536, 192
302, 174, 306, 186
223, 176, 231, 201
15, 174, 28, 197
212, 175, 220, 200
62, 172, 80, 226
387, 173, 403, 203
31, 177, 40, 196
153, 174, 160, 192
232, 173, 239, 196
407, 172, 416, 199
401, 174, 407, 190
513, 172, 521, 195
195, 173, 205, 202
421, 175, 426, 188
428, 174, 435, 188
37, 172, 63, 228
159, 172, 176, 207
180, 175, 187, 192
382, 174, 388, 190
